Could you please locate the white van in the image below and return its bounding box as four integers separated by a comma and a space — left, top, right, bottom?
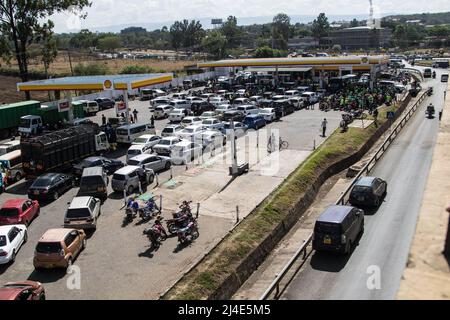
154, 105, 173, 119
285, 90, 300, 97
150, 97, 171, 110
74, 100, 99, 116
236, 105, 258, 116
169, 109, 186, 123
0, 141, 21, 156
171, 140, 203, 165
116, 123, 156, 144
170, 99, 190, 110
301, 92, 318, 105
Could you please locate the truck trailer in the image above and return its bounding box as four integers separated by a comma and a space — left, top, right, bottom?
21, 123, 109, 179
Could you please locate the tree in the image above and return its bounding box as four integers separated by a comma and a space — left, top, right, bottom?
311, 13, 330, 46
0, 0, 91, 99
331, 44, 342, 53
221, 16, 241, 48
98, 36, 122, 52
350, 19, 359, 28
170, 20, 204, 51
39, 22, 58, 79
272, 13, 291, 50
202, 31, 227, 59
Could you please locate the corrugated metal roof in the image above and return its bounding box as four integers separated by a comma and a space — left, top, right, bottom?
246, 67, 313, 73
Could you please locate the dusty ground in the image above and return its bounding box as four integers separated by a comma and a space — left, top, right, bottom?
0, 76, 49, 104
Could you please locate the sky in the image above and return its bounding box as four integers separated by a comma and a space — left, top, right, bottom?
50, 0, 450, 33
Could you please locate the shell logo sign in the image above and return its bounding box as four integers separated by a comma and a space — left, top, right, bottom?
103, 79, 113, 90
361, 57, 369, 64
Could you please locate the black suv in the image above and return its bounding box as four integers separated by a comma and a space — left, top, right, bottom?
349, 177, 387, 208
313, 205, 365, 255
95, 98, 115, 110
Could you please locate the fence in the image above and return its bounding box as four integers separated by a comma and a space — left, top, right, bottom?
260, 90, 428, 300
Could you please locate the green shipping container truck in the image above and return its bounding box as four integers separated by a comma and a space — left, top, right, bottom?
0, 100, 85, 138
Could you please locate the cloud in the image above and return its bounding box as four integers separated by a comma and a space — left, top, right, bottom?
50, 0, 450, 32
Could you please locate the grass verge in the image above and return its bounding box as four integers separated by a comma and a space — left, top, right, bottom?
163, 106, 395, 300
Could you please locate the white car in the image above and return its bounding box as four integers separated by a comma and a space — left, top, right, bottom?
199, 111, 217, 120
272, 95, 286, 101
289, 97, 305, 110
153, 105, 173, 119
177, 125, 205, 141
126, 144, 152, 162
171, 140, 203, 165
201, 130, 226, 150
258, 108, 277, 122
233, 98, 251, 106
169, 109, 186, 123
285, 90, 300, 97
215, 104, 235, 116
132, 134, 162, 149
236, 89, 247, 97
180, 116, 203, 128
186, 96, 205, 105
301, 92, 318, 105
209, 96, 229, 107
161, 124, 183, 138
0, 225, 27, 265
150, 97, 171, 110
250, 96, 264, 104
153, 137, 183, 156
202, 118, 224, 131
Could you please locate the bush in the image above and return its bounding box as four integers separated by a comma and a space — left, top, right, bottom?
120, 65, 156, 74
73, 63, 110, 76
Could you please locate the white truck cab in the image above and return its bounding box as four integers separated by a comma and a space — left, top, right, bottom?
19, 115, 42, 136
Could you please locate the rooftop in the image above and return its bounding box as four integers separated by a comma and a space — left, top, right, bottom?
17, 73, 173, 92
317, 205, 354, 224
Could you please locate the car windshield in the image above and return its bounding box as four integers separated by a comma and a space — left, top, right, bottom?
260, 110, 271, 114
116, 129, 128, 136
128, 149, 141, 156
0, 236, 6, 247
78, 159, 95, 167
36, 242, 62, 254
203, 120, 213, 125
0, 208, 19, 217
159, 140, 172, 146
80, 176, 104, 191
315, 222, 341, 234
112, 174, 126, 181
182, 129, 194, 134
66, 208, 91, 219
127, 159, 140, 166
32, 178, 53, 188
353, 185, 372, 193
20, 118, 31, 127
133, 138, 149, 144
181, 119, 193, 124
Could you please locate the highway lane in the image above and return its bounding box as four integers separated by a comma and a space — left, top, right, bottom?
282, 72, 447, 300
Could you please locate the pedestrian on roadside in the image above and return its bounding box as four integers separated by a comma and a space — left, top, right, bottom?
439, 109, 443, 121
102, 114, 106, 126
151, 115, 155, 127
133, 109, 139, 122
373, 108, 379, 127
321, 118, 328, 137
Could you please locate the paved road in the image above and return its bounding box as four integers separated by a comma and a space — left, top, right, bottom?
0, 93, 341, 299
282, 70, 446, 300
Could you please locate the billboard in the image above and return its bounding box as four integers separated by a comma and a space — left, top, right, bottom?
211, 19, 223, 25
58, 100, 70, 113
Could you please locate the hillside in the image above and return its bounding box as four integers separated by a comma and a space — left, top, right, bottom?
384, 12, 450, 25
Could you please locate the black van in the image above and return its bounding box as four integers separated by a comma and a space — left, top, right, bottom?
312, 205, 364, 255
77, 167, 108, 201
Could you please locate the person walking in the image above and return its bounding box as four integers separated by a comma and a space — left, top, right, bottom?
133, 109, 139, 123
321, 118, 328, 137
151, 115, 155, 127
373, 108, 379, 127
439, 109, 443, 121
102, 114, 106, 126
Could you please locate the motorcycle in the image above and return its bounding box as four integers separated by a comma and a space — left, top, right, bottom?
177, 220, 199, 245
125, 207, 137, 222
426, 104, 435, 119
143, 223, 168, 248
432, 72, 436, 79
138, 199, 160, 222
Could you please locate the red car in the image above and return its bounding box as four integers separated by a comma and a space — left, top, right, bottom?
0, 281, 45, 300
0, 199, 40, 226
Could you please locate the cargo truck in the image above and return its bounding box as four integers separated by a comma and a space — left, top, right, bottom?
21, 123, 110, 179
0, 101, 41, 138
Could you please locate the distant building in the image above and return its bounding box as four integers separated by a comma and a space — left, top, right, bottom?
331, 26, 392, 50
288, 37, 319, 49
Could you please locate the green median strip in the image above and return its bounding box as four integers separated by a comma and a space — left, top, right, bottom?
163, 106, 394, 300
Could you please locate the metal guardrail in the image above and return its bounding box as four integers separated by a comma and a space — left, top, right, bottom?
260, 91, 428, 300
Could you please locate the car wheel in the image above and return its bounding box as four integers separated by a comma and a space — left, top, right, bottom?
82, 238, 87, 250
15, 172, 21, 182
53, 192, 59, 201
23, 231, 28, 243
10, 250, 16, 263
374, 197, 381, 207
127, 185, 134, 195
39, 293, 46, 300
345, 241, 352, 255
71, 179, 76, 188
165, 162, 171, 170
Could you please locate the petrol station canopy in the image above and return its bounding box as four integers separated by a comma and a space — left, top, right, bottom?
198, 55, 389, 72
17, 73, 173, 92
